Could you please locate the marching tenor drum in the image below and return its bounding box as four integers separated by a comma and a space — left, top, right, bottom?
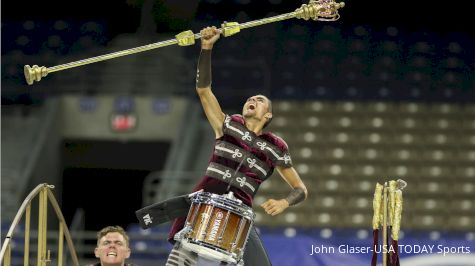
174, 191, 255, 265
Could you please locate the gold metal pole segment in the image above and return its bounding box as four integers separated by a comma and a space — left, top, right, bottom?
388, 180, 396, 226
24, 0, 344, 85
43, 192, 49, 266
38, 188, 48, 266
372, 183, 383, 230
4, 244, 11, 266
58, 223, 64, 266
24, 38, 179, 85
391, 190, 403, 240
24, 203, 31, 266
382, 184, 388, 266
392, 178, 406, 240
37, 189, 45, 266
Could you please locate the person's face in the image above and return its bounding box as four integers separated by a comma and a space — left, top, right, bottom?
242, 95, 272, 123
94, 232, 130, 266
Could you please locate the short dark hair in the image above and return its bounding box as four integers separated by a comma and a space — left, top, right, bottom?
263, 97, 273, 129
96, 226, 129, 247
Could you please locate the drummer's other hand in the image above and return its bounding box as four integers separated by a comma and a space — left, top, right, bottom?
261, 199, 289, 216
201, 26, 220, 50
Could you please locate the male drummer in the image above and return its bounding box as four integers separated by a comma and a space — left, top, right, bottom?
165, 26, 308, 266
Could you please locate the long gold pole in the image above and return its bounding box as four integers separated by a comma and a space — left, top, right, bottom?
42, 189, 48, 266
382, 183, 388, 266
372, 183, 383, 230
24, 0, 344, 85
58, 223, 64, 266
37, 189, 44, 266
37, 188, 48, 266
24, 203, 31, 266
3, 244, 11, 266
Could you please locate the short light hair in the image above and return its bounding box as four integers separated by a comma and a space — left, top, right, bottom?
96, 226, 129, 247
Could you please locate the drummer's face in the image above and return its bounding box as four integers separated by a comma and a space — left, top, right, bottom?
242, 95, 272, 121
95, 232, 130, 264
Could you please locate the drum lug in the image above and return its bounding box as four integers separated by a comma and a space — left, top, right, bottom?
174, 226, 191, 242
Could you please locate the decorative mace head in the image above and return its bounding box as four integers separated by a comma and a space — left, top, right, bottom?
295, 0, 345, 21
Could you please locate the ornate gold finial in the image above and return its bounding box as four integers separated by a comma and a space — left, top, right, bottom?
24, 65, 48, 85
295, 0, 345, 21
372, 183, 383, 229
391, 190, 403, 240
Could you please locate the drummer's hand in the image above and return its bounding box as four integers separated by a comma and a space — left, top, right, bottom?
201, 26, 220, 50
261, 199, 289, 216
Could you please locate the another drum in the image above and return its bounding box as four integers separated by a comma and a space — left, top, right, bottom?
175, 191, 255, 265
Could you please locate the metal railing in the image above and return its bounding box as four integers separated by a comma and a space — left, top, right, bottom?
0, 183, 79, 266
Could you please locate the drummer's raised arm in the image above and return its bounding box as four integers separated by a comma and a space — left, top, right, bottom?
195, 26, 225, 139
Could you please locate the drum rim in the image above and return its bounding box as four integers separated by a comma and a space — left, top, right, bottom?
191, 192, 244, 204
184, 238, 241, 263
190, 192, 255, 219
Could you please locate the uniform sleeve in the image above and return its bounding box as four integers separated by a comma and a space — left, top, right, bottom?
230, 114, 245, 124
223, 114, 244, 130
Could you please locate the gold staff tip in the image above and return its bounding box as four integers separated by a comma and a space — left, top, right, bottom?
297, 0, 345, 21
24, 65, 48, 85
24, 65, 34, 85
